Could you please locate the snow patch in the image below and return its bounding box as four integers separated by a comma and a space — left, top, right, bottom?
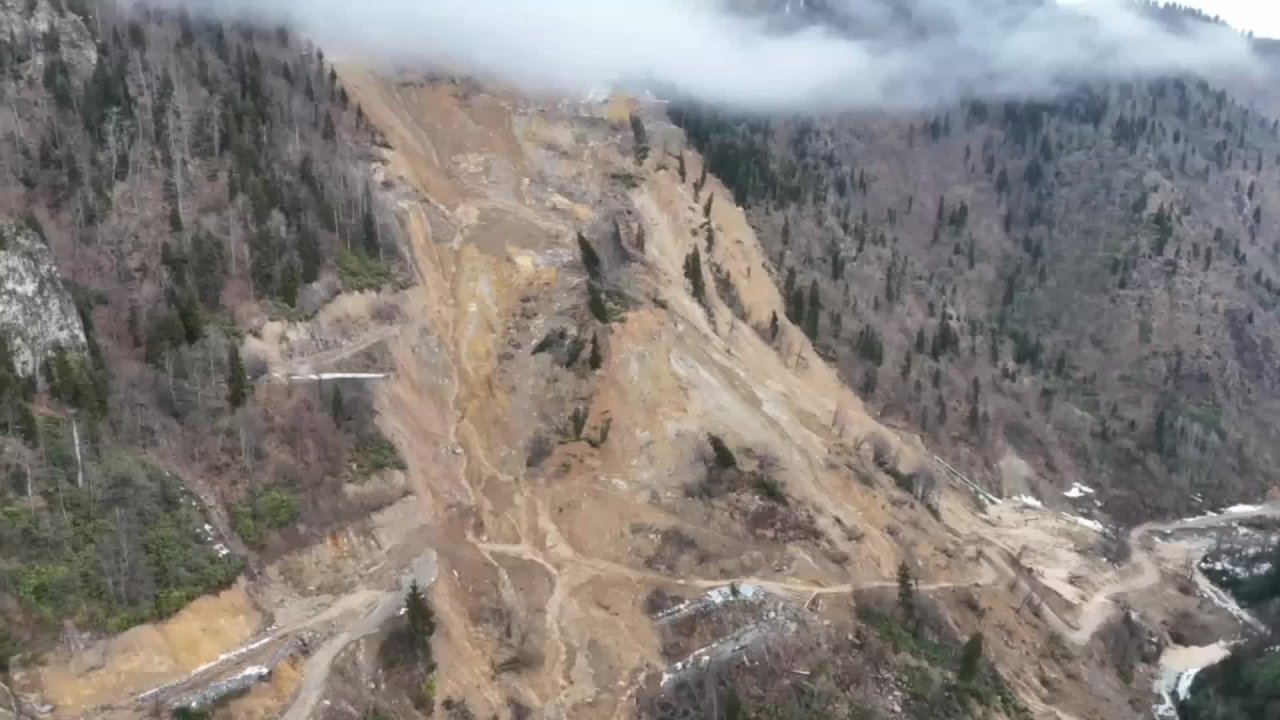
1063, 482, 1095, 499
1201, 557, 1272, 579
1200, 580, 1266, 631
1222, 504, 1263, 515
1061, 514, 1105, 532
231, 665, 270, 682
1014, 494, 1044, 509
652, 583, 762, 622
190, 636, 274, 677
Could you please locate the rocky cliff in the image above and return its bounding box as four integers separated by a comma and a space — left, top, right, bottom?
0, 220, 86, 376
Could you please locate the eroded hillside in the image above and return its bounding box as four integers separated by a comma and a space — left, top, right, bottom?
252, 69, 1275, 720
2, 3, 1277, 720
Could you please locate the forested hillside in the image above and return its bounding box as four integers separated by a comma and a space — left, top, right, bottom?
674, 35, 1280, 524
0, 0, 406, 666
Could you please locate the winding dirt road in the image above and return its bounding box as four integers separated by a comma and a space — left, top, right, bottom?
280, 554, 438, 720
1024, 502, 1280, 645
133, 553, 436, 716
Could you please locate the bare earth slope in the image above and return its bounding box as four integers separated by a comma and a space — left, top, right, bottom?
7, 43, 1273, 720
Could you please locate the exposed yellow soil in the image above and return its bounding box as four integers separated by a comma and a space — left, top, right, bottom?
36, 584, 259, 715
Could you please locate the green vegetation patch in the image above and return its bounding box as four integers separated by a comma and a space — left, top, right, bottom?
337, 249, 393, 291
352, 431, 408, 480
232, 487, 300, 546
857, 605, 953, 666
0, 449, 243, 633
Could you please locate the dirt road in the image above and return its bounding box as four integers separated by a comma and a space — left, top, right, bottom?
134, 553, 436, 716
281, 553, 438, 720
1034, 502, 1280, 645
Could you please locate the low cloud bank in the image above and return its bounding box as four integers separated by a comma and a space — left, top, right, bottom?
147, 0, 1261, 111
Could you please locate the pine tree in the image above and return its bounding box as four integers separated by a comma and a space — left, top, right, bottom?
629, 112, 649, 164
178, 294, 203, 345
958, 632, 984, 684
577, 232, 602, 281
299, 225, 321, 284
684, 247, 706, 308
227, 344, 248, 409
967, 379, 977, 435
280, 259, 300, 307
331, 385, 346, 424
588, 333, 603, 371
360, 186, 379, 257
404, 580, 435, 662
724, 688, 743, 720
896, 561, 915, 626
860, 368, 878, 398
708, 434, 738, 469
804, 281, 820, 339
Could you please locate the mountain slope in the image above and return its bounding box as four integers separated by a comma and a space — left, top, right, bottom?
0, 3, 1275, 720
674, 58, 1280, 525
0, 0, 415, 704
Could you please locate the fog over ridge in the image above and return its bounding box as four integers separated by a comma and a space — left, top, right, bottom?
145, 0, 1263, 111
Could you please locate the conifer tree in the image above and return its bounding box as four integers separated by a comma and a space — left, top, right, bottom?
958, 632, 984, 684
896, 561, 915, 626
588, 333, 602, 371
227, 344, 248, 409
804, 280, 821, 339
404, 580, 435, 661
684, 247, 706, 307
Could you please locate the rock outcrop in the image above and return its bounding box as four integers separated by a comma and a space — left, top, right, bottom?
0, 220, 87, 376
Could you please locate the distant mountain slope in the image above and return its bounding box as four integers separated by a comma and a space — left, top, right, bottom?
674, 52, 1280, 523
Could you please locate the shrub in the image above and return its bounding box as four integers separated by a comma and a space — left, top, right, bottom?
337, 249, 392, 291
588, 283, 612, 323
258, 489, 298, 528
0, 626, 14, 672
708, 434, 737, 469
577, 232, 602, 281
352, 431, 407, 479
753, 476, 788, 504
233, 487, 300, 545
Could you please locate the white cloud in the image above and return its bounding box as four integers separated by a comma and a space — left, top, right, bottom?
1179, 1, 1280, 39
154, 0, 1262, 112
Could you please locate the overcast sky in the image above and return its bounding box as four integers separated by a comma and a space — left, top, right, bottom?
1182, 1, 1280, 38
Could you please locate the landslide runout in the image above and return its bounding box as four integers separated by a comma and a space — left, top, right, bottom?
78, 68, 1273, 720
324, 69, 940, 716
317, 70, 1269, 719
